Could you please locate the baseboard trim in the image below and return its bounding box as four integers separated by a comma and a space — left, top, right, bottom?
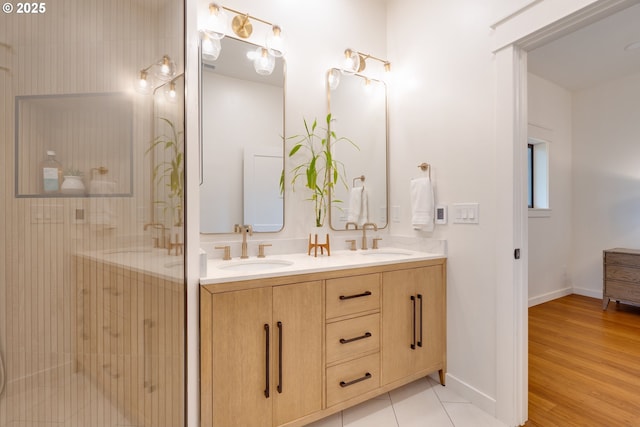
438, 372, 497, 416
528, 287, 573, 307
572, 287, 602, 299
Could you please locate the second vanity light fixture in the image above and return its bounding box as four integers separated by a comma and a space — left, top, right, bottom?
135, 54, 178, 95
200, 3, 286, 76
342, 49, 391, 74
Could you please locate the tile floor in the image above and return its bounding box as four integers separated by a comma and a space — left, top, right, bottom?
306, 377, 508, 427
0, 373, 507, 427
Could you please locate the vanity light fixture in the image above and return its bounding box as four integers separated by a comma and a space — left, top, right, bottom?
341, 48, 391, 75
200, 4, 287, 57
134, 54, 178, 95
164, 79, 178, 102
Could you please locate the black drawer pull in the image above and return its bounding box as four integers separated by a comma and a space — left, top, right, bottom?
277, 321, 283, 394
339, 291, 372, 300
340, 372, 372, 388
417, 294, 423, 348
264, 324, 270, 398
340, 332, 372, 344
411, 295, 416, 349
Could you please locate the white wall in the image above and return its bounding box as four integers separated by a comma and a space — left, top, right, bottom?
386, 0, 499, 414
527, 73, 573, 305
571, 72, 640, 296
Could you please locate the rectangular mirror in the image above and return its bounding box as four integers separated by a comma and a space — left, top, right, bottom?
15, 93, 133, 197
200, 36, 285, 233
328, 70, 389, 230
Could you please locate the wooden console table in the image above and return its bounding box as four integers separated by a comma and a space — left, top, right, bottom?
603, 248, 640, 310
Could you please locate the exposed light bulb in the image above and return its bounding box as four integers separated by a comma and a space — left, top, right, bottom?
201, 32, 221, 61
135, 69, 152, 95
328, 68, 340, 90
253, 47, 275, 76
266, 25, 286, 57
342, 49, 360, 74
204, 3, 228, 40
154, 55, 176, 82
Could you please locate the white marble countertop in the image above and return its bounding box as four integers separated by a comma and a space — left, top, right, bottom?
200, 247, 446, 285
75, 247, 184, 281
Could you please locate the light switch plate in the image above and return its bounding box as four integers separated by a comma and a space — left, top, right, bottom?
30, 204, 64, 224
452, 203, 479, 224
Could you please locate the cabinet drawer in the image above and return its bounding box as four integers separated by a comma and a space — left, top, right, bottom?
605, 252, 640, 268
605, 280, 640, 303
326, 353, 380, 407
605, 265, 640, 283
326, 274, 380, 319
326, 314, 380, 364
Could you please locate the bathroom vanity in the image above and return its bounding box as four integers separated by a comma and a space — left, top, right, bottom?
200, 250, 446, 427
73, 250, 184, 427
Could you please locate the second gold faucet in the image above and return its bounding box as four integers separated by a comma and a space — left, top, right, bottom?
234, 224, 253, 259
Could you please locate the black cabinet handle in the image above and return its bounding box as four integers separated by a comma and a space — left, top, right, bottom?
417, 294, 423, 348
264, 324, 270, 398
340, 332, 372, 344
340, 372, 372, 388
339, 291, 372, 300
277, 321, 283, 394
411, 295, 416, 349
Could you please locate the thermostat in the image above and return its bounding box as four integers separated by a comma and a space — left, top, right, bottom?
435, 205, 447, 225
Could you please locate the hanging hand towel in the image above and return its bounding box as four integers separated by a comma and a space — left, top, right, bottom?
410, 177, 434, 231
347, 186, 369, 227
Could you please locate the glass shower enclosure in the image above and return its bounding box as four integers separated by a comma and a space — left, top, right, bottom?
0, 1, 186, 426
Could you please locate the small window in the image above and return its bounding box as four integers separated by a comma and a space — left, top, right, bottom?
527, 138, 549, 210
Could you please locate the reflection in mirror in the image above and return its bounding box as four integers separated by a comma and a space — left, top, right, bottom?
152, 75, 185, 230
200, 37, 285, 233
15, 93, 133, 197
328, 69, 388, 230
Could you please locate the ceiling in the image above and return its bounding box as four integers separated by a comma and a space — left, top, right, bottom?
527, 2, 640, 91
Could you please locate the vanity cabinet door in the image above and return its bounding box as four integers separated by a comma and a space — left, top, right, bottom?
381, 265, 445, 386
272, 281, 323, 426
210, 287, 273, 427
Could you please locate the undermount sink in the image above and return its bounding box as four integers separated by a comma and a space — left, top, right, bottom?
359, 250, 413, 258
218, 259, 294, 272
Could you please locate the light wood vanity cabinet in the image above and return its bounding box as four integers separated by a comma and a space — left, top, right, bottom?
200, 258, 446, 427
382, 265, 446, 386
74, 256, 184, 427
201, 281, 323, 427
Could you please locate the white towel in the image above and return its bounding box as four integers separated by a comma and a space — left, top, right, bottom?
410, 177, 434, 231
347, 186, 369, 227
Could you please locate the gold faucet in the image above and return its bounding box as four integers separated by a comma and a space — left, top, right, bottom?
345, 222, 359, 230
361, 222, 378, 250
143, 222, 167, 248
234, 224, 253, 259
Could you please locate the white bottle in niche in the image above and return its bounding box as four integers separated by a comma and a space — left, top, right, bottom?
41, 150, 63, 193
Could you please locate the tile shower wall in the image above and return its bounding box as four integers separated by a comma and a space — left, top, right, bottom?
0, 1, 185, 426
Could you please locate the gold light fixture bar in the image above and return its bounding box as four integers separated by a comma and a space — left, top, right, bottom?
219, 5, 276, 39
353, 50, 391, 73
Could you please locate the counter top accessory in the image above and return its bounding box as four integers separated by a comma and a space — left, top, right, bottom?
308, 233, 330, 257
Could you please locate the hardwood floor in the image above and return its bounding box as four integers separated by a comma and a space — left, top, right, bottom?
526, 294, 640, 426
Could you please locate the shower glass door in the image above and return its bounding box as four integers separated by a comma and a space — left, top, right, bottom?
0, 1, 186, 426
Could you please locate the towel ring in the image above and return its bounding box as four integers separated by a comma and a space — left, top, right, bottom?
417, 163, 430, 178
352, 175, 365, 187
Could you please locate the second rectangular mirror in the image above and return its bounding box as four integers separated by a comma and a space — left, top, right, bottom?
328, 70, 388, 230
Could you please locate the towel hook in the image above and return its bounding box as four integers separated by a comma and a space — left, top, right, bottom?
352, 175, 365, 187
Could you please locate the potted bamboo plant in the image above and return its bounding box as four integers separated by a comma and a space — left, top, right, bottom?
284, 113, 357, 227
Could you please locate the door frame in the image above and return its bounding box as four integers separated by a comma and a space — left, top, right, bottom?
493, 0, 640, 425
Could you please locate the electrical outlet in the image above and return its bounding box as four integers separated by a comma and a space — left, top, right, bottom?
30, 204, 64, 224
